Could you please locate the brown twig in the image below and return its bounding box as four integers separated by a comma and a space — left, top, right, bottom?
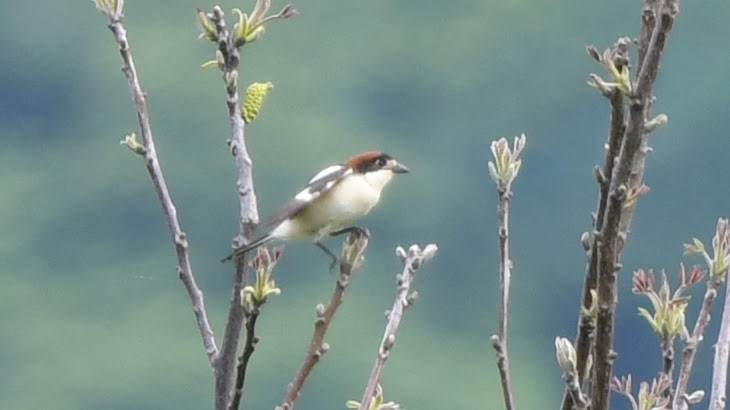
231, 246, 283, 410
674, 276, 724, 409
358, 244, 438, 410
277, 231, 369, 410
563, 2, 679, 408
661, 339, 674, 376
95, 0, 218, 362
562, 60, 625, 410
487, 135, 526, 410
491, 182, 516, 410
676, 218, 730, 409
230, 308, 260, 410
710, 275, 730, 409
661, 338, 674, 386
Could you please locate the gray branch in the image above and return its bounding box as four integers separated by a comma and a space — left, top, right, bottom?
98, 3, 218, 363
277, 231, 370, 410
674, 276, 724, 409
204, 7, 261, 410
710, 276, 730, 409
358, 244, 437, 410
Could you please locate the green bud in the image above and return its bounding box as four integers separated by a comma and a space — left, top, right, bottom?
120, 133, 146, 156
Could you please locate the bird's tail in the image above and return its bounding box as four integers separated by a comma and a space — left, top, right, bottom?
220, 234, 274, 263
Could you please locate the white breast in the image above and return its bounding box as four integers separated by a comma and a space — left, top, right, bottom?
269, 170, 395, 241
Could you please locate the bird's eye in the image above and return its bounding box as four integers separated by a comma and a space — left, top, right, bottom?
376, 157, 387, 167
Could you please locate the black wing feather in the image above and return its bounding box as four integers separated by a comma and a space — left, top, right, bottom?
257, 165, 351, 230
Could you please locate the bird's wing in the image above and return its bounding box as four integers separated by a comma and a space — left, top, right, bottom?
258, 165, 352, 229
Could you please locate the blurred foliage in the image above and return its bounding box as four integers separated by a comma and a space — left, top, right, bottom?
1, 0, 728, 409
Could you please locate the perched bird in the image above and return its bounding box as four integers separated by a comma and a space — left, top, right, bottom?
221, 151, 409, 265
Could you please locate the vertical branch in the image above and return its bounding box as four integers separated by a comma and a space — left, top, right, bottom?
562, 2, 679, 408
200, 3, 296, 408
230, 310, 259, 410
710, 275, 730, 409
487, 135, 526, 410
204, 7, 260, 410
562, 88, 625, 410
358, 244, 438, 410
596, 3, 679, 406
661, 338, 674, 379
589, 38, 636, 410
230, 246, 283, 410
491, 186, 516, 410
562, 36, 630, 408
637, 0, 659, 87
95, 0, 218, 363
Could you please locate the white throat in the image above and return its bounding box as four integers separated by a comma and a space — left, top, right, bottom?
364, 169, 395, 192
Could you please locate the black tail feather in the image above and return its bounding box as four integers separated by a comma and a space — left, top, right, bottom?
220, 234, 273, 263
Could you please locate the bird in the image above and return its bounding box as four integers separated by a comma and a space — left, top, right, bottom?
221, 151, 409, 266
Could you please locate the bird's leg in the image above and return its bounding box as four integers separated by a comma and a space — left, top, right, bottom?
329, 226, 370, 238
316, 227, 370, 271
314, 241, 339, 271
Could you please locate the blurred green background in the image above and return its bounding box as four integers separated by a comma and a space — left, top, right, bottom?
2, 0, 729, 409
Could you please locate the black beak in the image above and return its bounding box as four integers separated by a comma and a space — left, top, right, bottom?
391, 161, 409, 174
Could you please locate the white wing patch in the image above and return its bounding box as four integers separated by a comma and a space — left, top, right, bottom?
294, 165, 351, 203
309, 165, 346, 184
294, 186, 321, 202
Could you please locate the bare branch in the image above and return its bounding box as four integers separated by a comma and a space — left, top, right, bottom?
563, 61, 625, 410
230, 246, 283, 410
488, 135, 526, 410
675, 218, 730, 409
277, 231, 369, 410
710, 275, 730, 409
97, 2, 218, 363
561, 90, 623, 410
200, 7, 262, 409
674, 283, 722, 404
230, 309, 260, 410
561, 2, 680, 409
358, 244, 438, 410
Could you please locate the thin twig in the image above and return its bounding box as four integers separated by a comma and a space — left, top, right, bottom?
565, 374, 589, 410
492, 185, 516, 410
97, 3, 218, 362
230, 246, 283, 410
358, 244, 438, 410
710, 275, 730, 409
637, 0, 659, 70
487, 135, 525, 410
230, 308, 260, 410
673, 276, 723, 409
277, 231, 369, 410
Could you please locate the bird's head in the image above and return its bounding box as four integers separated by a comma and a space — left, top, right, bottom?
345, 151, 409, 192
